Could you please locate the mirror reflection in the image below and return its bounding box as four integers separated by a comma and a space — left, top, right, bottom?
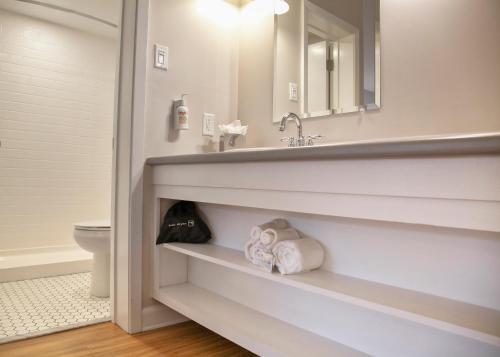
273, 0, 380, 122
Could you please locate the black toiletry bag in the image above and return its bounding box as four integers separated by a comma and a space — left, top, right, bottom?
156, 201, 211, 244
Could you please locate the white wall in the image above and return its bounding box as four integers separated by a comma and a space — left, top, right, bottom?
0, 10, 116, 251
308, 41, 328, 112
245, 0, 500, 147
140, 0, 500, 330
236, 0, 275, 147
141, 0, 241, 324
144, 0, 500, 154
338, 34, 356, 111
143, 0, 239, 157
272, 0, 301, 119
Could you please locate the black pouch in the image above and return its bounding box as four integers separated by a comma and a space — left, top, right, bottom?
156, 201, 211, 244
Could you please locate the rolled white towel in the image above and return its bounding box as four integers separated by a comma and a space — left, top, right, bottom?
272, 238, 324, 275
260, 227, 300, 248
250, 218, 288, 241
249, 244, 274, 272
244, 236, 259, 260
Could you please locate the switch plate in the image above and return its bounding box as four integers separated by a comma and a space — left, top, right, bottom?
154, 44, 168, 70
202, 113, 216, 136
289, 82, 298, 101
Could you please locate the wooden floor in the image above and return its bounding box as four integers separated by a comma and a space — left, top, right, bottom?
0, 321, 256, 357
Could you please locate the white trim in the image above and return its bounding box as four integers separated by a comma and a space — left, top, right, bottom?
300, 0, 307, 116
304, 0, 360, 115
150, 155, 500, 233
154, 283, 365, 357
141, 318, 188, 332
160, 243, 500, 347
111, 0, 149, 333
129, 0, 150, 333
141, 304, 188, 332
273, 0, 374, 121
305, 1, 358, 35
148, 156, 500, 355
109, 0, 125, 326
154, 184, 500, 233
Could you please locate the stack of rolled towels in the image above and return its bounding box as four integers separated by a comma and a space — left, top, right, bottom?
245, 218, 324, 275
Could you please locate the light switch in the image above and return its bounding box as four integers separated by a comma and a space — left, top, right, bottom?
202, 113, 216, 137
289, 82, 298, 101
154, 44, 168, 70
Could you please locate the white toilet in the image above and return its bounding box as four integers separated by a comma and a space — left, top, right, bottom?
74, 220, 111, 297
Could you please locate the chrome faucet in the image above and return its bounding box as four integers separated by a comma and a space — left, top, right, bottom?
279, 112, 305, 147
279, 112, 323, 147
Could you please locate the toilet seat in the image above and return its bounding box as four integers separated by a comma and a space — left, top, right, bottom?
74, 220, 111, 231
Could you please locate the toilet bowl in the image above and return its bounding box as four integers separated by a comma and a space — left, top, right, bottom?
74, 220, 111, 297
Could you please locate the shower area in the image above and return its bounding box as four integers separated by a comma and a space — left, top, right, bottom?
0, 0, 120, 343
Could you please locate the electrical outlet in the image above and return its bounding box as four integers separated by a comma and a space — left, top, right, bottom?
202, 113, 216, 136
154, 44, 168, 70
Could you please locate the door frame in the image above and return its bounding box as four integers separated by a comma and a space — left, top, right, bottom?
111, 0, 149, 333
303, 0, 360, 115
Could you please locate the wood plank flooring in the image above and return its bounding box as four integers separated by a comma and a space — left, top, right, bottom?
0, 321, 256, 356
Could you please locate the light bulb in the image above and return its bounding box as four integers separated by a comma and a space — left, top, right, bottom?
275, 0, 289, 15
196, 0, 239, 28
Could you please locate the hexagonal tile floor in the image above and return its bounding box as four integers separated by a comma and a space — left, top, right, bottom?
0, 273, 110, 344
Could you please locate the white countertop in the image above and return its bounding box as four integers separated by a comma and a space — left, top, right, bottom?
146, 132, 500, 165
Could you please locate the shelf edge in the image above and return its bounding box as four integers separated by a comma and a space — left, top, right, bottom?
161, 243, 500, 347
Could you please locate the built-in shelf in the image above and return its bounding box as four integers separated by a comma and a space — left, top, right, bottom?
154, 283, 366, 357
162, 243, 500, 347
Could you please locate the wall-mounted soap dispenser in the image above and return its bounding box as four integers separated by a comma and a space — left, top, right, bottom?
174, 94, 189, 130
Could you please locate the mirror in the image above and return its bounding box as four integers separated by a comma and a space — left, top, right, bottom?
273, 0, 380, 122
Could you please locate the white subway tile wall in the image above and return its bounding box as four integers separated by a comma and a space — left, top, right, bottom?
0, 10, 116, 251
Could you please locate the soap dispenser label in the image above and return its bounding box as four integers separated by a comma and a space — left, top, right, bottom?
178, 110, 188, 124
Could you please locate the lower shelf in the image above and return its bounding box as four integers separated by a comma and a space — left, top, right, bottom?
154, 283, 367, 357
162, 243, 500, 347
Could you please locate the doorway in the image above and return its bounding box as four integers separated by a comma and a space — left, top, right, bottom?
0, 0, 122, 343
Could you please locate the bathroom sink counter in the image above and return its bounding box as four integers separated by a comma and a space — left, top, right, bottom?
146, 132, 500, 165
148, 131, 500, 356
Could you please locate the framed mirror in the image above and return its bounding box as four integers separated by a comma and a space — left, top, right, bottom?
273, 0, 381, 122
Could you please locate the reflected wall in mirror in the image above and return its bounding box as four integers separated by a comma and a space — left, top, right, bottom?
273, 0, 380, 122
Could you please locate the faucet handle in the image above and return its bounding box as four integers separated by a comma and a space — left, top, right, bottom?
281, 136, 296, 147
306, 134, 323, 146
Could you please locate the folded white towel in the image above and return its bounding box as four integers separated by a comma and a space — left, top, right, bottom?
244, 236, 259, 261
260, 227, 300, 248
248, 244, 274, 272
272, 238, 324, 275
250, 218, 288, 241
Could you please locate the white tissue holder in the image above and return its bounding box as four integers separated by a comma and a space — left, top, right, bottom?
219, 133, 241, 152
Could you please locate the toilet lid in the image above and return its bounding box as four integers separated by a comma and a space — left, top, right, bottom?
74, 220, 111, 231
